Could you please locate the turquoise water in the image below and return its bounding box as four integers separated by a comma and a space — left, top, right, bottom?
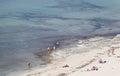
0, 0, 120, 75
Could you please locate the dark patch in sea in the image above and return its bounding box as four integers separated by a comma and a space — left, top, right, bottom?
48, 1, 105, 11
88, 18, 120, 33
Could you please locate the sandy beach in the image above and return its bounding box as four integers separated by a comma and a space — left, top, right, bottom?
8, 34, 120, 76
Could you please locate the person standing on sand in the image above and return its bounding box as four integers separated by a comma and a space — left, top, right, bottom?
111, 47, 115, 55
107, 47, 115, 56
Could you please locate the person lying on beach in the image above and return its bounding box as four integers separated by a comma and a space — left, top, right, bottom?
98, 58, 106, 64
87, 66, 98, 71
62, 64, 69, 68
91, 66, 98, 71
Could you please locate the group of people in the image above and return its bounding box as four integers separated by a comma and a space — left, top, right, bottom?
86, 46, 118, 72
27, 41, 60, 69
27, 42, 119, 70
47, 41, 60, 54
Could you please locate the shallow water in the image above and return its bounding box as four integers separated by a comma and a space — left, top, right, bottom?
0, 0, 120, 75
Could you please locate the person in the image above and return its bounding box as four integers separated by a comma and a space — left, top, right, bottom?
62, 64, 69, 68
86, 66, 98, 71
107, 47, 115, 56
99, 59, 103, 63
91, 66, 98, 71
47, 47, 51, 54
98, 58, 106, 64
111, 47, 115, 55
55, 41, 60, 48
28, 63, 31, 69
53, 46, 56, 51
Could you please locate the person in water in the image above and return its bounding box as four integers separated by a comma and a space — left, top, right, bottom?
53, 46, 56, 51
28, 62, 31, 69
55, 41, 60, 48
47, 47, 51, 54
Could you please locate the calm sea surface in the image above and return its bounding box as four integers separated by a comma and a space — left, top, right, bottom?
0, 0, 120, 75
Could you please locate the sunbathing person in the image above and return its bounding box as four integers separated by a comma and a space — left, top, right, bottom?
98, 58, 106, 64
91, 66, 98, 71
87, 66, 98, 71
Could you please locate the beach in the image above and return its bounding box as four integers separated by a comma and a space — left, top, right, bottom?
8, 34, 120, 76
1, 0, 120, 75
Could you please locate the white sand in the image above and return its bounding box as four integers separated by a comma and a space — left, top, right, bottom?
8, 34, 120, 76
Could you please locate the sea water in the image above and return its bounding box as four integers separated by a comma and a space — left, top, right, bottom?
0, 0, 120, 75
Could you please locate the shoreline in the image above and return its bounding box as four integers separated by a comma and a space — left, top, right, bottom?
8, 34, 120, 76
